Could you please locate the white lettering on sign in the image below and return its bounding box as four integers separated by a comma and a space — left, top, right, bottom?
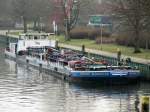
111, 71, 128, 76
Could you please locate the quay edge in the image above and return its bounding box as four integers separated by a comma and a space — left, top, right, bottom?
1, 34, 149, 81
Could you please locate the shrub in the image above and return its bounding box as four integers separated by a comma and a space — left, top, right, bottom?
70, 27, 111, 39
116, 34, 150, 49
95, 37, 116, 44
70, 27, 88, 39
88, 29, 100, 40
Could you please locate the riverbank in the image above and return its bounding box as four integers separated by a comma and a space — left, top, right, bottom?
0, 31, 149, 78
0, 30, 150, 64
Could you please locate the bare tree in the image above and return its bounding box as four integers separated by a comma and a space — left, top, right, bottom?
12, 0, 53, 33
79, 0, 98, 24
61, 0, 80, 41
107, 0, 150, 53
0, 0, 7, 16
0, 0, 13, 22
12, 0, 32, 33
30, 0, 54, 32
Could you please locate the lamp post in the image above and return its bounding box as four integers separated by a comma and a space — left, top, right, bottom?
100, 24, 103, 50
53, 20, 56, 34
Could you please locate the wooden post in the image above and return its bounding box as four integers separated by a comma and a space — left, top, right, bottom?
6, 37, 10, 46
82, 44, 85, 55
117, 48, 121, 66
141, 96, 150, 112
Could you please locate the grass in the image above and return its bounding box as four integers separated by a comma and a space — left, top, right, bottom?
50, 35, 150, 59
8, 31, 22, 36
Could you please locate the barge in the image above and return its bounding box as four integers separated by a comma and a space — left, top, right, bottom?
5, 33, 141, 84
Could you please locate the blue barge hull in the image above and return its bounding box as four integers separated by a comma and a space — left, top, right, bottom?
71, 70, 140, 78
5, 51, 141, 84
69, 70, 140, 84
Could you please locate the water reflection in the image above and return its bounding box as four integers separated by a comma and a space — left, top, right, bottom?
0, 54, 149, 112
68, 83, 141, 112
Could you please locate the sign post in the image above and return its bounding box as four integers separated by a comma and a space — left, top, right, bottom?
53, 20, 57, 35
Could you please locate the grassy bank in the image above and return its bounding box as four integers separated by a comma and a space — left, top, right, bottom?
7, 31, 150, 59
9, 31, 21, 36
50, 35, 150, 59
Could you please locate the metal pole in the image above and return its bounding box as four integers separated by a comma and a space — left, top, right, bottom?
100, 25, 103, 50
40, 17, 42, 32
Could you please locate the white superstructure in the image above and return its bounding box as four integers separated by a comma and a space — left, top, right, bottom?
5, 32, 56, 56
16, 33, 56, 54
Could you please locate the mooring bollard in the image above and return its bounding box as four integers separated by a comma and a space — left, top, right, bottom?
55, 40, 58, 49
26, 59, 29, 69
39, 63, 42, 72
6, 37, 10, 46
82, 44, 85, 55
117, 48, 121, 66
26, 59, 29, 64
141, 96, 150, 112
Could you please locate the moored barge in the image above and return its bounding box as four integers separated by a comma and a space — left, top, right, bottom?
5, 33, 141, 84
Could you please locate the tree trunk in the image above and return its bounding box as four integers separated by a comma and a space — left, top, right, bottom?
134, 28, 141, 53
37, 18, 41, 33
134, 45, 141, 53
65, 22, 70, 41
145, 38, 148, 50
33, 20, 37, 30
65, 29, 70, 41
134, 0, 141, 53
23, 16, 27, 33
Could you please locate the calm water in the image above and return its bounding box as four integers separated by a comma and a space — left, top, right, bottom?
0, 44, 150, 112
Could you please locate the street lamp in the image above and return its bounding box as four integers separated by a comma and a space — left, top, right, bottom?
100, 24, 103, 50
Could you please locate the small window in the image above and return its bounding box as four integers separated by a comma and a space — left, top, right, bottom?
34, 36, 38, 40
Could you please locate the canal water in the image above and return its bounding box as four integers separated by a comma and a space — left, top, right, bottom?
0, 43, 150, 112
